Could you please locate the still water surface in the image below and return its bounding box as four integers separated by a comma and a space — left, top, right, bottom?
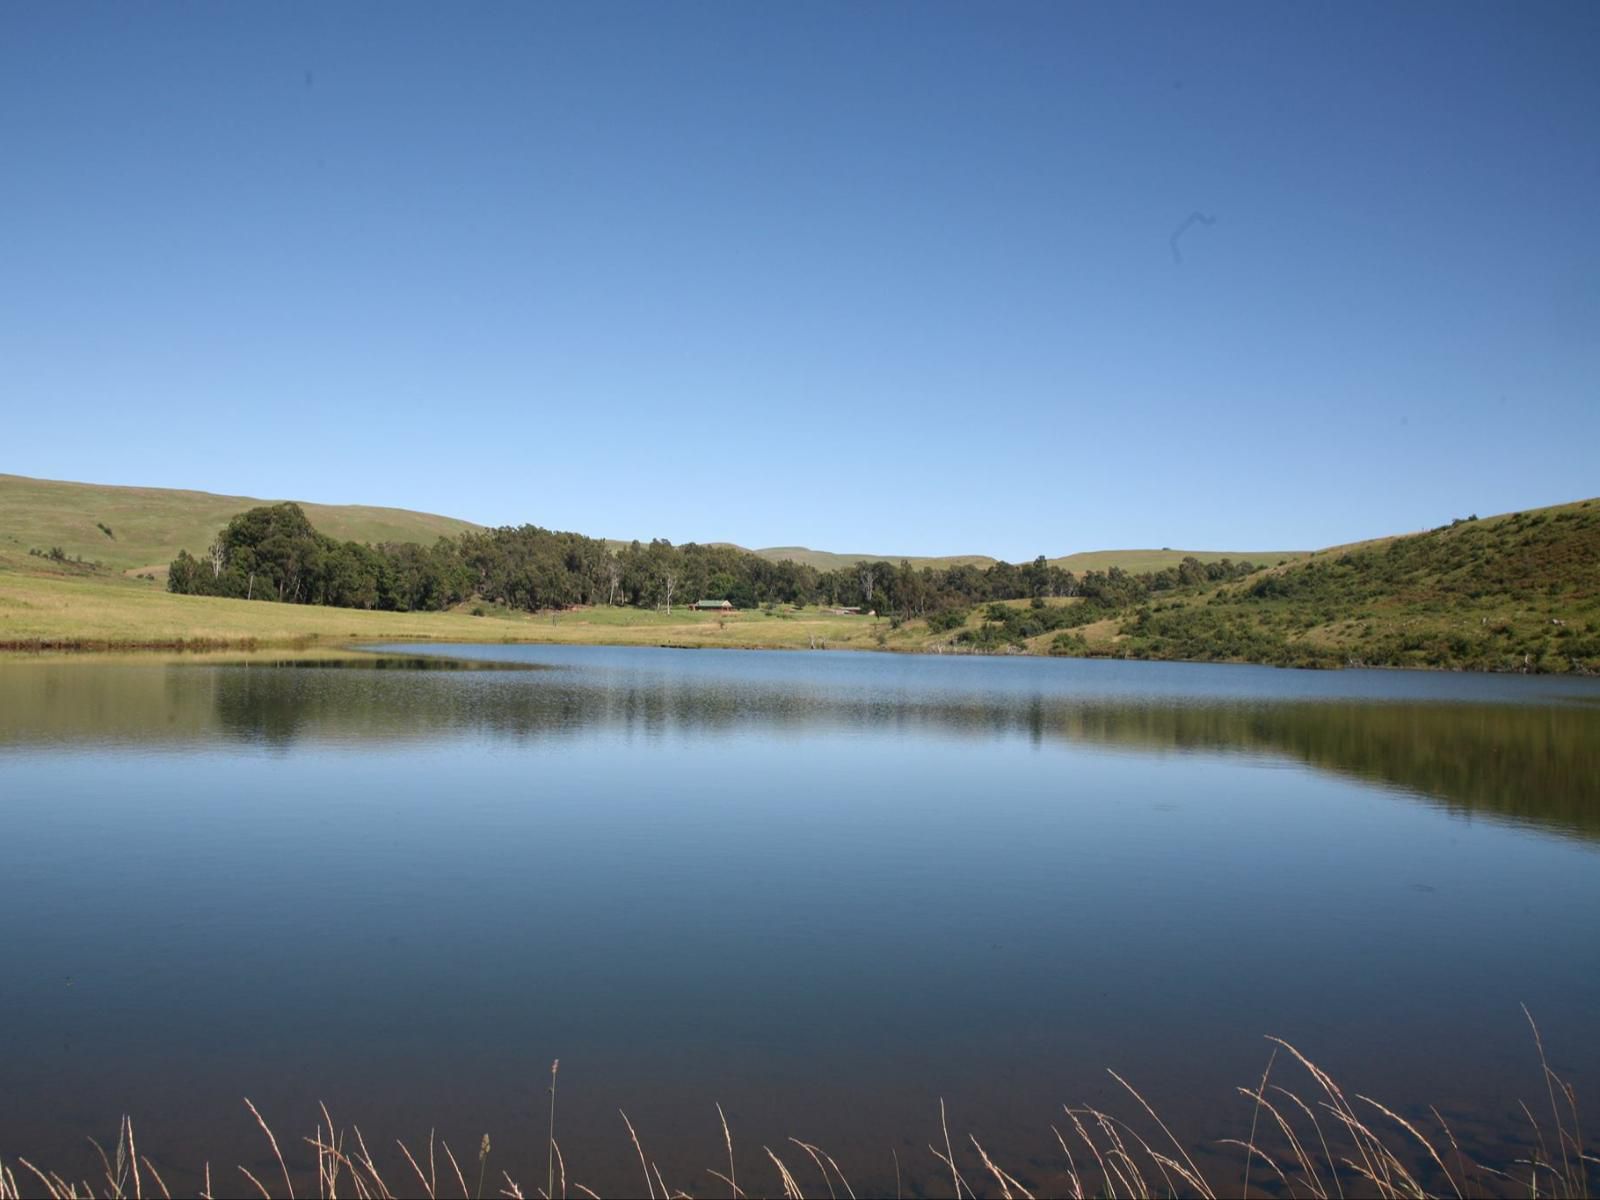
3, 645, 1598, 1194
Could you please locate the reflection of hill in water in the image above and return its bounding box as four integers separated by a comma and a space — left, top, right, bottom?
4, 657, 1597, 843
1053, 702, 1599, 841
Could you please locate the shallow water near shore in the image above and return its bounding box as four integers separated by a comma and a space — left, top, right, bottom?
2, 644, 1598, 1195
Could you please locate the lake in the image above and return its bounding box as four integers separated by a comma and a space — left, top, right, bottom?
2, 644, 1597, 1197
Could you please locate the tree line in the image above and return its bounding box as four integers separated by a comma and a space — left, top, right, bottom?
168, 502, 1261, 618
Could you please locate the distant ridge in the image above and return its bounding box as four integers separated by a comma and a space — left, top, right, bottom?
742, 545, 1305, 575
1, 471, 1304, 579
738, 545, 998, 572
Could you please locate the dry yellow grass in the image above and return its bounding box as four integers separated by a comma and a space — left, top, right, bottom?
1, 1022, 1588, 1200
0, 473, 480, 573
0, 558, 536, 650
0, 553, 910, 654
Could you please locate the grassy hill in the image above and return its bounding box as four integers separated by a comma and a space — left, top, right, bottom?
2, 472, 1304, 579
1048, 499, 1600, 671
0, 473, 480, 574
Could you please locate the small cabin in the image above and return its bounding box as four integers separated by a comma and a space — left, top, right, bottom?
691, 599, 735, 611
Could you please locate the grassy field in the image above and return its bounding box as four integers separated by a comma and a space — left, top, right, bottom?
0, 549, 898, 653
0, 473, 480, 575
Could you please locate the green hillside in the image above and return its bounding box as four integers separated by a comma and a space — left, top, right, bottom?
0, 473, 481, 574
1069, 499, 1600, 671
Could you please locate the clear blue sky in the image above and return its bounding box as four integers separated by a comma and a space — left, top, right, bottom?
3, 2, 1596, 559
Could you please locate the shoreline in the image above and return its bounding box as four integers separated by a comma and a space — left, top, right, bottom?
5, 630, 1594, 678
4, 553, 1595, 674
0, 1026, 1587, 1200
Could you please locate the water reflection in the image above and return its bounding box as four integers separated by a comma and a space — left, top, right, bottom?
3, 650, 1595, 841
2, 647, 1597, 1195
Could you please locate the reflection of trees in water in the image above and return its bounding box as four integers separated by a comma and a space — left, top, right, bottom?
4, 661, 1597, 841
1051, 701, 1600, 840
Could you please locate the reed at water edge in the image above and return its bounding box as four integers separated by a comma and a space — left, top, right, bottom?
2, 1011, 1592, 1200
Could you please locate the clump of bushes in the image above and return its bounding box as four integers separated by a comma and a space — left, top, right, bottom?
926, 608, 970, 633
1048, 631, 1090, 656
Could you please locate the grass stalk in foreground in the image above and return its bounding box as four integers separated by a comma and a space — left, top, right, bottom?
0, 1024, 1592, 1200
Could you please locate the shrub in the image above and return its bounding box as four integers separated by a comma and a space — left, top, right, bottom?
1048, 631, 1089, 656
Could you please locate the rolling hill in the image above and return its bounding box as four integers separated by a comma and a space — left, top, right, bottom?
2, 473, 1304, 578
2, 472, 1596, 670
1060, 498, 1600, 671
0, 473, 482, 574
